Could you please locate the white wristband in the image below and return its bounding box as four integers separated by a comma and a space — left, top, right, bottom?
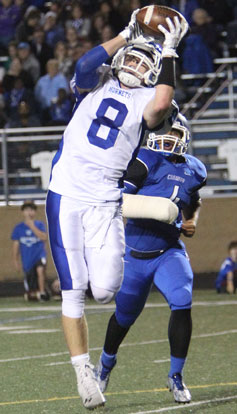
162, 47, 178, 58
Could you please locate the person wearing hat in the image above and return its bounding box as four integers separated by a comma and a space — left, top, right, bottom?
17, 41, 40, 83
11, 200, 50, 301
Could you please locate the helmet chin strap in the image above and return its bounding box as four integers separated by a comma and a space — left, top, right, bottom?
118, 71, 142, 88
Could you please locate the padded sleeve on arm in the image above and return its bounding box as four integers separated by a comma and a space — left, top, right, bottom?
75, 45, 110, 89
124, 158, 148, 193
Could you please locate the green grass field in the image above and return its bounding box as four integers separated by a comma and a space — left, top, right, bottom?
0, 290, 236, 414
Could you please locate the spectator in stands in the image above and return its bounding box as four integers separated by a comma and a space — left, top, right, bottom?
123, 0, 143, 23
5, 100, 41, 128
11, 200, 50, 302
198, 0, 233, 26
65, 26, 79, 49
215, 241, 237, 294
17, 41, 40, 83
49, 87, 72, 125
34, 58, 69, 124
2, 57, 34, 93
4, 76, 35, 117
3, 40, 18, 71
89, 12, 107, 45
191, 8, 221, 58
180, 33, 214, 78
15, 8, 41, 44
65, 2, 91, 39
47, 0, 65, 24
98, 0, 125, 34
181, 0, 200, 26
100, 24, 116, 43
54, 40, 73, 79
31, 26, 54, 76
43, 10, 65, 49
0, 0, 22, 54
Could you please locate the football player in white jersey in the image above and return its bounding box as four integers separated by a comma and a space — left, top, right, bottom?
46, 9, 188, 410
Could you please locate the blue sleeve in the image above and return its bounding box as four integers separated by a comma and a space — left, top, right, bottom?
186, 154, 207, 192
11, 225, 19, 240
219, 258, 235, 276
75, 46, 110, 89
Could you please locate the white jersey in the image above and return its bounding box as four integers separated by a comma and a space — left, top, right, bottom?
49, 66, 156, 203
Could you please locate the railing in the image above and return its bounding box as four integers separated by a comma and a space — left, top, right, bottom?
181, 57, 237, 120
190, 118, 237, 197
0, 126, 63, 205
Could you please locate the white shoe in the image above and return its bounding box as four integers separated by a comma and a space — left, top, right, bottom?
167, 373, 191, 403
74, 361, 106, 409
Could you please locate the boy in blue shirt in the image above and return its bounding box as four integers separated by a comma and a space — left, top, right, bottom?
11, 200, 49, 301
215, 241, 237, 294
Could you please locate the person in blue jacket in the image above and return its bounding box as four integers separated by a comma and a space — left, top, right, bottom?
11, 200, 49, 301
95, 114, 207, 404
215, 241, 237, 294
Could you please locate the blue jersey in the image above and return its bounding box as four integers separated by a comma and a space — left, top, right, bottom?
124, 148, 207, 251
215, 257, 237, 289
11, 221, 47, 272
218, 257, 237, 277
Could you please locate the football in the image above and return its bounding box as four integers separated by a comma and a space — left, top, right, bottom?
136, 5, 185, 37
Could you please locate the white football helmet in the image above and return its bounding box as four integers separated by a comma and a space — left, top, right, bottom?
111, 37, 162, 88
147, 113, 191, 156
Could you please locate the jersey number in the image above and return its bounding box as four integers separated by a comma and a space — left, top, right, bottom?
87, 98, 128, 149
170, 185, 180, 203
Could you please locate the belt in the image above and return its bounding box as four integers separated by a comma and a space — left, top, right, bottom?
130, 249, 167, 259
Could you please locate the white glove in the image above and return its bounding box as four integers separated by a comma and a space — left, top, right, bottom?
129, 34, 155, 46
119, 9, 143, 43
158, 16, 186, 58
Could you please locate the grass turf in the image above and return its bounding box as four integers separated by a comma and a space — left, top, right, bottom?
0, 290, 236, 414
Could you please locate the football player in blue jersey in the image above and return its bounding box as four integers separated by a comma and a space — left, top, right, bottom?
46, 9, 189, 410
215, 241, 237, 294
95, 114, 207, 404
11, 200, 49, 302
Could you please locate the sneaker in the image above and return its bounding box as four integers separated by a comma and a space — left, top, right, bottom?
94, 354, 116, 393
74, 361, 106, 409
36, 291, 50, 302
167, 373, 191, 403
24, 293, 29, 302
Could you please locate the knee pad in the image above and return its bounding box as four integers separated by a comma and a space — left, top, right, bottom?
90, 284, 115, 304
62, 289, 86, 318
170, 287, 192, 311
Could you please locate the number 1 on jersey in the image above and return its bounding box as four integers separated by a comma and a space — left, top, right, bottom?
170, 185, 180, 203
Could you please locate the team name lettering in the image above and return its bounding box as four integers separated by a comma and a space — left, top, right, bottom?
109, 86, 131, 99
20, 236, 39, 247
167, 174, 185, 183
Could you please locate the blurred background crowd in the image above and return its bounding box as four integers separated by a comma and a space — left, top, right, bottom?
0, 0, 236, 129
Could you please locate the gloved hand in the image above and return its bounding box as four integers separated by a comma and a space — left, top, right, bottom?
119, 9, 143, 43
158, 16, 188, 58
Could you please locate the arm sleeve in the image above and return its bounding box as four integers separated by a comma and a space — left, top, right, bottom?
124, 158, 148, 193
11, 226, 19, 240
75, 45, 110, 89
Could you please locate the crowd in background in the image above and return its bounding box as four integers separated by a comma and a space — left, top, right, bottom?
0, 0, 236, 128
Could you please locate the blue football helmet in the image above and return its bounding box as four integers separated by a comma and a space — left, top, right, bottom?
146, 113, 191, 156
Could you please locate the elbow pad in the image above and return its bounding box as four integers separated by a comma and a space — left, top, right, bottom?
122, 193, 178, 224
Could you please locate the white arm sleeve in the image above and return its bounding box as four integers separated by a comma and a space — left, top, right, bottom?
122, 193, 178, 224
